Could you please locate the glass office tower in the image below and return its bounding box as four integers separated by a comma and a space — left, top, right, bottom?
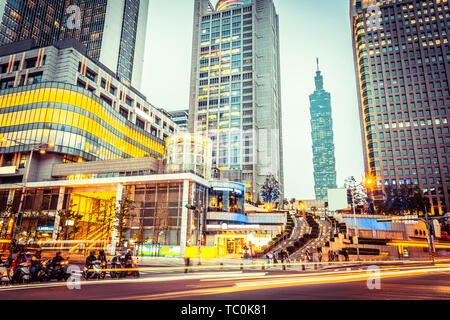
350, 0, 450, 214
0, 0, 148, 89
189, 0, 284, 203
309, 59, 337, 200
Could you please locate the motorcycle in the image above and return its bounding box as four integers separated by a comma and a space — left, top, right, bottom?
14, 262, 31, 284
109, 256, 123, 279
50, 258, 71, 281
122, 258, 140, 278
84, 260, 102, 280
100, 260, 107, 279
0, 264, 11, 286
35, 259, 52, 282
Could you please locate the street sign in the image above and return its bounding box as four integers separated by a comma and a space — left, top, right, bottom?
36, 226, 54, 232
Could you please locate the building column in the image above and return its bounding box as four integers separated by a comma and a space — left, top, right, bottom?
109, 183, 123, 255
52, 187, 65, 241
180, 180, 189, 258
223, 191, 229, 212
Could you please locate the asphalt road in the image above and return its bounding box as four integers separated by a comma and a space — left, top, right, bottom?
1, 262, 450, 300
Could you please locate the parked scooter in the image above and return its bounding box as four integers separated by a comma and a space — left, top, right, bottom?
122, 258, 140, 278
0, 263, 11, 286
100, 260, 107, 279
109, 254, 123, 279
14, 262, 31, 284
35, 259, 52, 282
49, 258, 71, 281
84, 260, 102, 280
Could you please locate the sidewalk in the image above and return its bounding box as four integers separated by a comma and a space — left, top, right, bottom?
135, 256, 268, 267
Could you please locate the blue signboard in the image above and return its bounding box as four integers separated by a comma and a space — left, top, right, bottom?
36, 226, 54, 232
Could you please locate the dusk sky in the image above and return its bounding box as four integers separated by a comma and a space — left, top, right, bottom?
141, 0, 366, 200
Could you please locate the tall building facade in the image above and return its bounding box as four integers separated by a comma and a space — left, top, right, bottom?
0, 0, 148, 89
0, 39, 176, 184
170, 109, 190, 131
188, 0, 284, 202
309, 59, 337, 200
350, 0, 450, 214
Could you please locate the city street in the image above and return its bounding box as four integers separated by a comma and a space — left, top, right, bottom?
1, 261, 450, 300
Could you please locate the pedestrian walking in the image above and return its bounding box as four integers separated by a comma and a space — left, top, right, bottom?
266, 254, 270, 264
318, 252, 322, 263
279, 251, 285, 264
335, 249, 340, 262
184, 257, 190, 273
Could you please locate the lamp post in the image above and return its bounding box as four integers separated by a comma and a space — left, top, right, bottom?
350, 189, 360, 262
348, 176, 374, 262
1, 138, 55, 247
423, 203, 436, 265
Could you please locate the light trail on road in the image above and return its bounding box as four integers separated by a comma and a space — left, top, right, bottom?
116, 263, 450, 300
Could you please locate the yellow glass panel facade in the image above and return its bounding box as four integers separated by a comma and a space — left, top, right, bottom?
0, 86, 165, 160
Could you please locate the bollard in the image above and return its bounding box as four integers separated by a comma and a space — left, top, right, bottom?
302, 264, 306, 271
282, 264, 286, 271
220, 263, 224, 270
314, 264, 318, 270
262, 264, 265, 270
240, 263, 244, 271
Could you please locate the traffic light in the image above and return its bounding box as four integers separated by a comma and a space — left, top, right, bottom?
185, 204, 197, 210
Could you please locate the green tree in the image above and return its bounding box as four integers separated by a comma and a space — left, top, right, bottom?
0, 205, 16, 238
57, 206, 83, 240
344, 176, 368, 206
114, 192, 136, 247
133, 218, 150, 257
260, 175, 280, 203
407, 186, 432, 215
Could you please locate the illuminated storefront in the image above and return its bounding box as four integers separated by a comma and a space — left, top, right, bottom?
0, 171, 210, 255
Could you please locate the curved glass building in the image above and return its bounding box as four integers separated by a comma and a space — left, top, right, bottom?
0, 83, 165, 162
166, 133, 212, 179
0, 40, 176, 184
215, 0, 252, 11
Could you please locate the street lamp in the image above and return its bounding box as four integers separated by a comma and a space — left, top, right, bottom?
349, 188, 360, 262
364, 175, 376, 215
1, 138, 55, 246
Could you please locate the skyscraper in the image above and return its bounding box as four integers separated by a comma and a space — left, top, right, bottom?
188, 0, 284, 202
309, 59, 337, 200
350, 0, 450, 214
0, 0, 148, 89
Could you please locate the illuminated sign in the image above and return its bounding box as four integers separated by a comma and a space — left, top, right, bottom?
36, 226, 54, 232
0, 166, 17, 175
207, 224, 261, 230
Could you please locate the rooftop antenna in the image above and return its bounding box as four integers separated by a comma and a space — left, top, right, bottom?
316, 57, 320, 71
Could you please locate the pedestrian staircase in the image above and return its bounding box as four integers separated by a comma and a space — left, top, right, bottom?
259, 212, 299, 258
290, 214, 332, 261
